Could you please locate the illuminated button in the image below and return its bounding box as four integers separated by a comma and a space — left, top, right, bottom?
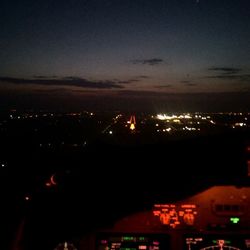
230, 217, 240, 224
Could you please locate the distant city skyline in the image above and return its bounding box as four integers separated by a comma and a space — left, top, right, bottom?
1, 0, 250, 111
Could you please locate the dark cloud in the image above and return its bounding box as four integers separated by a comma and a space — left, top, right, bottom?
206, 74, 250, 81
1, 88, 250, 113
131, 58, 164, 66
180, 80, 191, 84
155, 84, 173, 89
180, 81, 197, 87
33, 75, 58, 79
120, 75, 151, 83
34, 88, 70, 93
206, 67, 250, 82
186, 83, 197, 87
117, 79, 139, 84
115, 89, 160, 97
0, 76, 123, 89
109, 75, 150, 85
136, 75, 150, 79
242, 86, 250, 92
115, 90, 250, 100
208, 67, 242, 74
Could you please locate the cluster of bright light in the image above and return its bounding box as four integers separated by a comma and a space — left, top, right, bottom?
8, 111, 97, 120
194, 115, 209, 120
230, 112, 243, 115
235, 123, 246, 127
115, 114, 122, 119
173, 119, 180, 123
156, 127, 172, 133
183, 126, 199, 131
232, 122, 247, 128
157, 114, 192, 120
10, 113, 54, 119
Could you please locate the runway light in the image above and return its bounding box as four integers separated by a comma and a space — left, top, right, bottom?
25, 196, 30, 201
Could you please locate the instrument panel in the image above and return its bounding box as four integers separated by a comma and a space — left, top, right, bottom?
96, 233, 170, 250
184, 234, 250, 250
153, 204, 197, 228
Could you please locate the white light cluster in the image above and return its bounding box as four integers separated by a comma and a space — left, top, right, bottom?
156, 114, 192, 120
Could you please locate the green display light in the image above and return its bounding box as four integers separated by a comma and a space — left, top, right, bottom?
230, 217, 240, 224
122, 236, 134, 241
212, 240, 231, 244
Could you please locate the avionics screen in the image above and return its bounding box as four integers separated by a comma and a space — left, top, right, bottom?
184, 234, 250, 250
96, 233, 170, 250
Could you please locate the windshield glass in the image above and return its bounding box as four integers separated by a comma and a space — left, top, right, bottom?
1, 1, 250, 250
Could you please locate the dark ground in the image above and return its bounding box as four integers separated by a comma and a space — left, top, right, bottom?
1, 122, 250, 250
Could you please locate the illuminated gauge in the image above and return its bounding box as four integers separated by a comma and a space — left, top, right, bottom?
54, 241, 77, 250
160, 212, 170, 225
183, 213, 195, 225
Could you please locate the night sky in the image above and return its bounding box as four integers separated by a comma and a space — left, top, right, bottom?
1, 0, 250, 112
